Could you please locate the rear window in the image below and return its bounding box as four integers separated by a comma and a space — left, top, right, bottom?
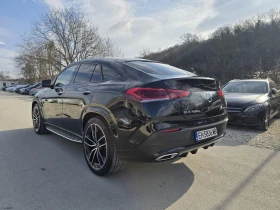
126, 61, 195, 76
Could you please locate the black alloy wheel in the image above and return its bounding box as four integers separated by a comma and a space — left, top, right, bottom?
83, 118, 126, 176
258, 107, 270, 131
32, 104, 47, 134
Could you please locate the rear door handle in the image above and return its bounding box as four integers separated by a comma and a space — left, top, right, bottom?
83, 90, 91, 95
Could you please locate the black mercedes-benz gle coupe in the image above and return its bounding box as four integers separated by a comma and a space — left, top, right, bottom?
32, 58, 228, 176
223, 79, 280, 131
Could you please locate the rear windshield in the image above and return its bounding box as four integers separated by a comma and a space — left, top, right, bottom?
223, 81, 268, 94
126, 61, 195, 76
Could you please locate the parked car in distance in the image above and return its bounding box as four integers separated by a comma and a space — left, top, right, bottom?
223, 79, 280, 130
32, 58, 228, 176
29, 86, 48, 96
7, 84, 22, 92
20, 83, 41, 95
2, 86, 9, 91
15, 84, 32, 93
5, 86, 13, 91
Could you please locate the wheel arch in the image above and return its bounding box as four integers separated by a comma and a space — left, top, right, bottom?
32, 99, 46, 119
82, 106, 119, 145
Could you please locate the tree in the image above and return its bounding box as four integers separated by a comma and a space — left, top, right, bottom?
15, 7, 122, 82
0, 71, 11, 80
179, 33, 200, 44
142, 9, 280, 85
32, 7, 121, 67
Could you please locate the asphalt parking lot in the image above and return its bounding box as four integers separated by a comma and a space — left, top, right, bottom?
0, 91, 280, 210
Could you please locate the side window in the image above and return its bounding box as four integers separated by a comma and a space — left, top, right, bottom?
55, 65, 77, 86
91, 65, 102, 83
102, 65, 121, 81
74, 63, 96, 84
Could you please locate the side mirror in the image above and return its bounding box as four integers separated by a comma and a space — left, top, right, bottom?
42, 80, 52, 88
271, 88, 277, 94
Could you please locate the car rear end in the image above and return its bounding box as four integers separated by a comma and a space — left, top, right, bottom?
29, 88, 37, 96
19, 88, 26, 94
117, 61, 228, 161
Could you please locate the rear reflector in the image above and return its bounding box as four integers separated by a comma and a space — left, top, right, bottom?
217, 90, 224, 98
162, 128, 181, 133
125, 87, 190, 102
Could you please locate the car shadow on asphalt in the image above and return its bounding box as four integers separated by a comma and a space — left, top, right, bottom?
0, 127, 194, 209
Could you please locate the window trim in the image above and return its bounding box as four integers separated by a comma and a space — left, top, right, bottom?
100, 64, 122, 82
90, 64, 103, 83
73, 63, 97, 85
54, 64, 80, 87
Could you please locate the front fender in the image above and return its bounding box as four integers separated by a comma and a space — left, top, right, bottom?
32, 95, 45, 119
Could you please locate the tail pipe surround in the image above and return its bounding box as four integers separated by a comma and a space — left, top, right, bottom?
155, 153, 178, 161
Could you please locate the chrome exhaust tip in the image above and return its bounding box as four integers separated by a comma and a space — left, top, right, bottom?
156, 153, 178, 161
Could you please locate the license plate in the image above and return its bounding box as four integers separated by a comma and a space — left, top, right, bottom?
195, 127, 217, 141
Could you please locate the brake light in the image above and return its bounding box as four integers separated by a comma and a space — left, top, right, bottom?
162, 128, 181, 133
167, 89, 190, 99
217, 89, 224, 98
125, 88, 190, 102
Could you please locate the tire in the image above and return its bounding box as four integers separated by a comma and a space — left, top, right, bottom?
258, 107, 270, 131
32, 104, 48, 134
276, 111, 280, 118
83, 117, 126, 176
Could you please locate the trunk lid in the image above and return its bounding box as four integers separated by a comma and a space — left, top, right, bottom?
164, 77, 226, 120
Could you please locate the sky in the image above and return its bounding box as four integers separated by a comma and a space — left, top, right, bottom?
0, 0, 280, 77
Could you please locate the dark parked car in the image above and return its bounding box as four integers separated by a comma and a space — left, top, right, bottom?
32, 58, 228, 176
15, 84, 31, 93
20, 83, 41, 95
2, 86, 8, 91
29, 86, 46, 96
223, 79, 280, 130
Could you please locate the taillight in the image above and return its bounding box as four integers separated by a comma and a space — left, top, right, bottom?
217, 89, 224, 98
167, 89, 190, 99
125, 88, 190, 102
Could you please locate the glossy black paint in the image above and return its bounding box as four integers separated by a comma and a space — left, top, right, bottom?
33, 58, 228, 161
223, 79, 280, 127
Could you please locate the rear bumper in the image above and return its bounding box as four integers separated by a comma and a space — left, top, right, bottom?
118, 118, 228, 161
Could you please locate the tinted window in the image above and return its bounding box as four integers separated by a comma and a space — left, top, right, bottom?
102, 65, 121, 81
126, 61, 195, 76
55, 65, 77, 86
91, 65, 102, 83
223, 81, 268, 94
74, 63, 95, 84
